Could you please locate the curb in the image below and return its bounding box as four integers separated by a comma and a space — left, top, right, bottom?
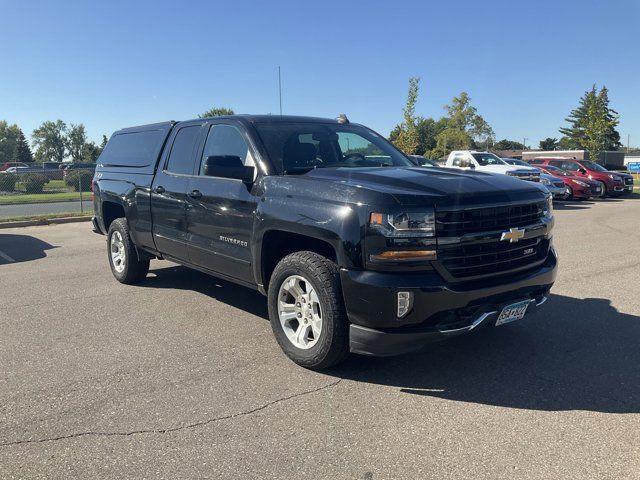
0, 216, 93, 229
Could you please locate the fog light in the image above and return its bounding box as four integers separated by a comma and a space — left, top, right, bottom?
397, 291, 413, 318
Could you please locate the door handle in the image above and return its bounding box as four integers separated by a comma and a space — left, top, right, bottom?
188, 189, 202, 199
154, 186, 165, 194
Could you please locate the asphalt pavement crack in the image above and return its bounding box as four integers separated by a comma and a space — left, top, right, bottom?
0, 378, 343, 448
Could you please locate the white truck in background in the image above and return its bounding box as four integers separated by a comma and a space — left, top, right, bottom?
445, 151, 540, 182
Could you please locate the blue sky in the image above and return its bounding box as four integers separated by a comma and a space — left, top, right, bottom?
2, 0, 639, 148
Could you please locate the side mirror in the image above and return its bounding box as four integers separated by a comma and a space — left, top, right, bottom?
579, 168, 587, 174
203, 155, 254, 183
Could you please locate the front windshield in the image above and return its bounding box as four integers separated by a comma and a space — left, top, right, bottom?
581, 160, 607, 172
545, 165, 570, 176
507, 159, 529, 167
254, 122, 413, 174
471, 153, 506, 166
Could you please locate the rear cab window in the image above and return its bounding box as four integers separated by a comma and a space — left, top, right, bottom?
99, 130, 165, 168
164, 125, 202, 175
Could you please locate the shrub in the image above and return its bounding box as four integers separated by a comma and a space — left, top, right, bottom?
21, 173, 49, 194
64, 170, 93, 192
0, 173, 18, 192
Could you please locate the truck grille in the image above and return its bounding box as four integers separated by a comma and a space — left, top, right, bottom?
435, 201, 549, 280
435, 202, 545, 237
438, 237, 547, 279
511, 172, 540, 182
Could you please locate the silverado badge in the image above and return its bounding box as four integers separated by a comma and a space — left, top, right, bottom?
500, 227, 525, 243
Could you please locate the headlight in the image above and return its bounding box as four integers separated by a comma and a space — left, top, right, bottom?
541, 178, 550, 185
369, 209, 435, 237
543, 195, 553, 219
573, 180, 588, 187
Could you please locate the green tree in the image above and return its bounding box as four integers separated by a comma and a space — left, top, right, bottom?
559, 85, 621, 158
82, 141, 101, 163
539, 137, 558, 151
199, 106, 234, 118
32, 120, 67, 163
67, 123, 88, 163
444, 92, 495, 144
391, 77, 421, 155
493, 139, 525, 150
431, 128, 473, 159
597, 86, 621, 151
100, 135, 108, 150
0, 121, 21, 164
15, 129, 34, 163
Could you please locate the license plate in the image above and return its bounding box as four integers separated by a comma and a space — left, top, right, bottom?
496, 300, 530, 326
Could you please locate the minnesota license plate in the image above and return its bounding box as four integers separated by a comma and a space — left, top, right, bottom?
496, 300, 530, 326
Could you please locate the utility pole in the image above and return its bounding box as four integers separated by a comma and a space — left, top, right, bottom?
278, 66, 283, 117
628, 134, 631, 153
523, 137, 528, 150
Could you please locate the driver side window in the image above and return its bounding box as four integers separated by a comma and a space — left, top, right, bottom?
199, 124, 254, 175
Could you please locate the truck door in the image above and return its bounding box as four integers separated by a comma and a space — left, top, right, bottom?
185, 122, 258, 283
150, 123, 203, 260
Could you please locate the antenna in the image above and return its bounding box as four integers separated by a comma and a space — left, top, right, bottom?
278, 66, 283, 116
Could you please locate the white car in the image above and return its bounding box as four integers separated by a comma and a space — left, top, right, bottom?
446, 151, 540, 182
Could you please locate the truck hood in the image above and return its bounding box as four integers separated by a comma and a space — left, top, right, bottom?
287, 166, 548, 207
477, 164, 536, 174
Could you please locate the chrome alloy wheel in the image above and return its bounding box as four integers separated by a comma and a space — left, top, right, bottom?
277, 275, 323, 349
110, 231, 126, 273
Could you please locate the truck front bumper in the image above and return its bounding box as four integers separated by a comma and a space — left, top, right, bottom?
341, 249, 557, 356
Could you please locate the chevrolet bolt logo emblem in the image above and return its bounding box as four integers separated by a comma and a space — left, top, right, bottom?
500, 227, 525, 243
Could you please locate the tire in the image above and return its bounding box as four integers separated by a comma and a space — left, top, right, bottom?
563, 186, 573, 201
599, 182, 607, 198
107, 218, 150, 284
267, 251, 349, 370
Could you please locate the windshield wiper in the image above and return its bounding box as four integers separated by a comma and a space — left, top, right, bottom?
283, 166, 318, 175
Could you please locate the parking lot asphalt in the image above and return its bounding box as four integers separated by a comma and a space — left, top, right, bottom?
1, 198, 639, 479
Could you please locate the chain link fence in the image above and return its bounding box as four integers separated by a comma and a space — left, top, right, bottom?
0, 167, 95, 222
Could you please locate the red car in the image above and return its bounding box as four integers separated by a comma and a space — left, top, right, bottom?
538, 165, 602, 199
530, 158, 625, 197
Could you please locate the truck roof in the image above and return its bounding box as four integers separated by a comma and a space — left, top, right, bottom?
113, 115, 345, 136
196, 114, 342, 124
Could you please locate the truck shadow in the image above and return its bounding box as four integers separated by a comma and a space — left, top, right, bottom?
0, 234, 56, 264
143, 264, 269, 318
330, 294, 640, 414
552, 200, 594, 210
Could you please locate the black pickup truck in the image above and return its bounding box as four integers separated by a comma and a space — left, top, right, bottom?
92, 115, 557, 369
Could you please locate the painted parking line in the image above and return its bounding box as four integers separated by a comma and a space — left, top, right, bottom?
0, 249, 15, 263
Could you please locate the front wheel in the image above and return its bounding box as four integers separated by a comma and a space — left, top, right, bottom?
599, 182, 607, 198
107, 218, 149, 284
563, 186, 573, 200
267, 251, 349, 369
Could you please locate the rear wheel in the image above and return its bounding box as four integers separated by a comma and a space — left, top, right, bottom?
107, 218, 149, 284
268, 251, 349, 369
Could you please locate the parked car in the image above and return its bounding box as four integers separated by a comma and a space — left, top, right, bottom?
408, 155, 439, 167
2, 166, 29, 173
539, 165, 602, 200
446, 151, 540, 181
539, 173, 567, 199
93, 115, 556, 369
530, 158, 625, 197
0, 162, 29, 172
501, 158, 565, 199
